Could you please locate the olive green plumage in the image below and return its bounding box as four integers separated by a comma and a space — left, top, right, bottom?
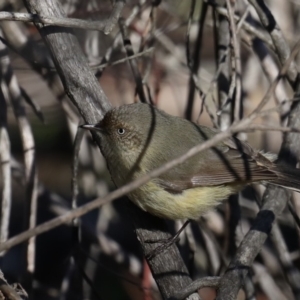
82, 103, 300, 220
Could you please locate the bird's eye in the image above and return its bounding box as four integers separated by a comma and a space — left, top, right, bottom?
117, 128, 125, 135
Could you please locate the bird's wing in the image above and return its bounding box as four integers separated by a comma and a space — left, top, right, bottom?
155, 138, 278, 194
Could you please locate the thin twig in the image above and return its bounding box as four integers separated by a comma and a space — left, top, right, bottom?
0, 11, 106, 30
185, 0, 206, 120
0, 269, 23, 300
71, 127, 85, 235
119, 18, 148, 103
197, 4, 248, 126
252, 37, 290, 122
237, 0, 289, 122
250, 39, 300, 117
225, 0, 242, 123
0, 85, 11, 256
103, 0, 125, 35
207, 1, 274, 48
0, 5, 124, 34
248, 0, 298, 86
0, 29, 38, 279
140, 2, 158, 105
20, 87, 45, 123
95, 0, 149, 77
200, 222, 228, 274
215, 1, 231, 130
253, 263, 289, 300
245, 124, 300, 133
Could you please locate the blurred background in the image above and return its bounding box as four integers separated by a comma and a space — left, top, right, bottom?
1, 0, 300, 299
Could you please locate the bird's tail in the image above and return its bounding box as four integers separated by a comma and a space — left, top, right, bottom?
271, 165, 300, 193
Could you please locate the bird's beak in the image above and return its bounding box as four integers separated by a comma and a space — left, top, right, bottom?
80, 124, 104, 133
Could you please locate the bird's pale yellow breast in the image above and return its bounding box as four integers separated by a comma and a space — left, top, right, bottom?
128, 181, 238, 220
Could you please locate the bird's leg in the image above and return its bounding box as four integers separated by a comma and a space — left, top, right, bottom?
145, 220, 190, 260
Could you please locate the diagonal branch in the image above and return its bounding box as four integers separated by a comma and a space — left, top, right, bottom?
0, 0, 124, 35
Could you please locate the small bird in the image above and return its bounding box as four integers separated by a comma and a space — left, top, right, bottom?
81, 103, 300, 220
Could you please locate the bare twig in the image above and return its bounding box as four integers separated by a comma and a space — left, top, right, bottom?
252, 37, 290, 121
250, 40, 300, 117
23, 1, 111, 121
0, 269, 24, 300
119, 18, 148, 103
197, 5, 247, 126
0, 29, 38, 279
200, 222, 228, 273
0, 82, 11, 255
140, 2, 157, 103
0, 129, 11, 246
103, 0, 125, 34
71, 127, 85, 234
245, 124, 300, 133
236, 0, 289, 122
20, 87, 45, 123
256, 97, 300, 118
253, 263, 288, 300
225, 0, 242, 123
185, 0, 207, 120
0, 22, 80, 125
0, 4, 124, 35
207, 1, 273, 48
215, 1, 231, 130
198, 10, 246, 127
95, 0, 149, 77
91, 47, 154, 70
0, 11, 104, 30
248, 0, 298, 86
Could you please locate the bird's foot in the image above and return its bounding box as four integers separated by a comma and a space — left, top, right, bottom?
146, 235, 180, 260
145, 220, 190, 260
